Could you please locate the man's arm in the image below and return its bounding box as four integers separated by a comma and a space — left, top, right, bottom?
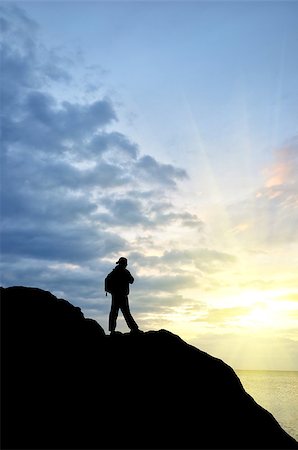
127, 270, 134, 284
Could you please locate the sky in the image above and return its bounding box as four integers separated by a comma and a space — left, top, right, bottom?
1, 0, 298, 371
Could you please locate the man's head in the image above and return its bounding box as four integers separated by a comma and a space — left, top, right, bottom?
116, 257, 128, 268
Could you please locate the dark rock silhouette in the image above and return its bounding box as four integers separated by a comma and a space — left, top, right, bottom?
1, 286, 297, 449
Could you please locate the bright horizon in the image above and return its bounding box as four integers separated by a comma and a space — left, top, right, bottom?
1, 1, 298, 371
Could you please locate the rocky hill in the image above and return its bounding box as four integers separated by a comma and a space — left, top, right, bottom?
1, 286, 298, 449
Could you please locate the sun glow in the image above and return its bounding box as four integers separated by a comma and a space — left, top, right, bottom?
238, 303, 280, 329
221, 289, 298, 331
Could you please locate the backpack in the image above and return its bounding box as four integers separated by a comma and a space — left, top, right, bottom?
104, 271, 114, 295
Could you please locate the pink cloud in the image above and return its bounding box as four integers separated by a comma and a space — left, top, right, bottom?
263, 138, 298, 189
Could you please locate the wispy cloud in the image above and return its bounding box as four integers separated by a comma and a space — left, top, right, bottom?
228, 137, 298, 246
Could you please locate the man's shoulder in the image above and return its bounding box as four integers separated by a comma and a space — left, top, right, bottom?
112, 267, 130, 275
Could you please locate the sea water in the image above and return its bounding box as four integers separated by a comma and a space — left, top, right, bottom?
236, 370, 298, 442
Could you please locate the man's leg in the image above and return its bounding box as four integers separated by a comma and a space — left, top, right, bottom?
109, 296, 119, 332
120, 295, 139, 331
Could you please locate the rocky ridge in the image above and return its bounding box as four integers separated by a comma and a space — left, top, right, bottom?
1, 286, 298, 449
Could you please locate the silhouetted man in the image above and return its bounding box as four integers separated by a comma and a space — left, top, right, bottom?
106, 257, 140, 335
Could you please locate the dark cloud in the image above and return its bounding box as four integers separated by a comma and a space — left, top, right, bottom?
1, 3, 204, 317
87, 131, 138, 159
0, 4, 68, 112
1, 187, 96, 224
101, 197, 151, 226
3, 93, 116, 150
136, 155, 188, 187
1, 224, 125, 263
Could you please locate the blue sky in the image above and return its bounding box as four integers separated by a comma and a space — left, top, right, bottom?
1, 1, 298, 370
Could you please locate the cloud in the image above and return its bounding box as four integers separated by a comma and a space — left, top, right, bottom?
1, 5, 296, 360
136, 155, 188, 187
263, 137, 298, 189
134, 273, 199, 294
0, 4, 70, 115
25, 93, 116, 140
94, 194, 205, 230
161, 248, 236, 272
0, 5, 243, 339
228, 137, 298, 246
205, 306, 251, 324
1, 224, 126, 263
2, 92, 116, 152
277, 292, 298, 303
148, 205, 204, 230
0, 256, 112, 315
1, 4, 208, 318
87, 131, 139, 159
129, 249, 231, 269
99, 197, 152, 227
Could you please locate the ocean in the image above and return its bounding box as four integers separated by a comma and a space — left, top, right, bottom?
236, 370, 298, 442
